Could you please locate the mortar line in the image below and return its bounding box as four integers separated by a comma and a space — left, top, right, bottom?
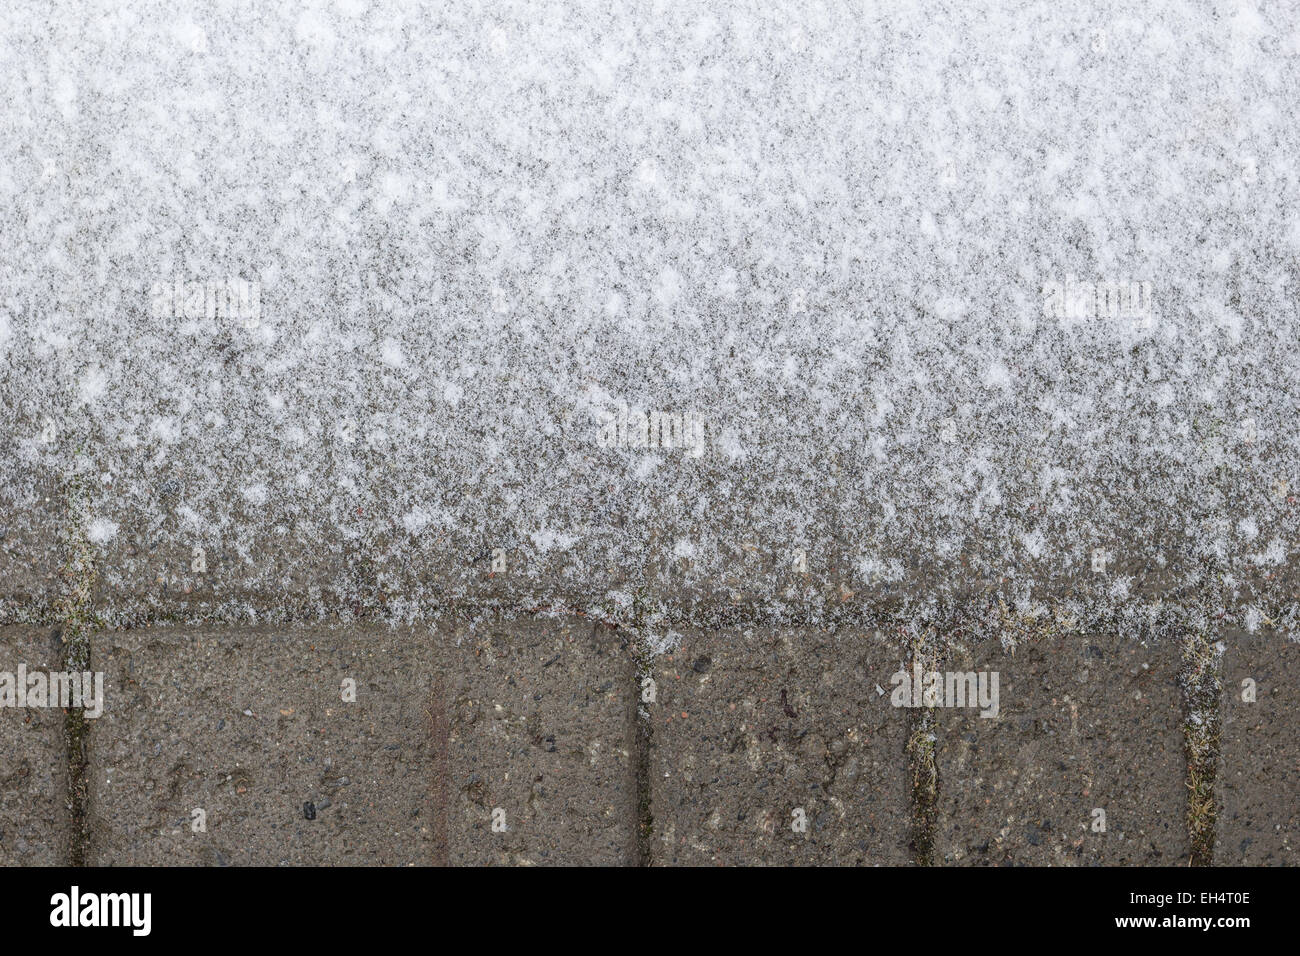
630, 639, 653, 867
905, 627, 939, 866
1181, 628, 1224, 866
56, 470, 97, 868
426, 671, 450, 866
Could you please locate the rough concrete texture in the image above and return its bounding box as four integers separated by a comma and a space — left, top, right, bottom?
88, 625, 441, 865
1216, 632, 1299, 865
445, 617, 635, 865
0, 627, 71, 865
649, 628, 911, 865
936, 634, 1187, 865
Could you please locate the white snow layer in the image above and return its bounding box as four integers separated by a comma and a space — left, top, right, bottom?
1, 0, 1297, 632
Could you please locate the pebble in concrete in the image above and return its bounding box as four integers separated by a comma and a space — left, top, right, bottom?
1216, 631, 1298, 865
88, 626, 441, 865
935, 634, 1187, 865
0, 627, 71, 865
445, 617, 635, 865
650, 628, 912, 865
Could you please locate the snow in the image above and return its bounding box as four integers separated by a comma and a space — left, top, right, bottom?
1, 1, 1297, 639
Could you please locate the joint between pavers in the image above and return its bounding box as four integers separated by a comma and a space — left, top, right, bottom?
905, 627, 941, 866
1181, 628, 1224, 867
597, 606, 653, 867
56, 470, 99, 868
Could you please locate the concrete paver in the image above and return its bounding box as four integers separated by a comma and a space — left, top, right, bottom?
935, 634, 1188, 865
649, 628, 912, 865
88, 625, 441, 865
0, 626, 71, 865
1216, 632, 1299, 865
444, 617, 636, 865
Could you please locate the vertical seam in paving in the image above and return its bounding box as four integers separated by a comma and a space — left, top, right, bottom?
618, 617, 653, 868
906, 626, 939, 866
631, 645, 653, 867
1181, 629, 1223, 866
427, 671, 450, 866
57, 471, 97, 867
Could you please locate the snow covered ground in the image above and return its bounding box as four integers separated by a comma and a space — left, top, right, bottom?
2, 1, 1297, 637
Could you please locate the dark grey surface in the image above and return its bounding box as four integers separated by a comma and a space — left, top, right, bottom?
0, 474, 63, 624
1216, 632, 1298, 866
7, 614, 1298, 866
649, 628, 912, 865
445, 617, 636, 865
0, 627, 70, 865
87, 626, 441, 865
935, 634, 1188, 865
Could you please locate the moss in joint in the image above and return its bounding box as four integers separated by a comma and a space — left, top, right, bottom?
1181, 631, 1222, 867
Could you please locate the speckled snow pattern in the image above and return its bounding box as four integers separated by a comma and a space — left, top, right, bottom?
2, 1, 1298, 636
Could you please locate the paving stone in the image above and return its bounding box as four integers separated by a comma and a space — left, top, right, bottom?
649, 628, 911, 865
445, 616, 635, 865
1216, 631, 1299, 865
935, 634, 1187, 865
88, 625, 441, 865
0, 626, 71, 865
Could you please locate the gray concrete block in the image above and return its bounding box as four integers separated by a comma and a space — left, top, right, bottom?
88, 625, 441, 865
445, 617, 635, 865
649, 628, 911, 865
1216, 632, 1299, 865
935, 634, 1187, 865
0, 627, 71, 865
